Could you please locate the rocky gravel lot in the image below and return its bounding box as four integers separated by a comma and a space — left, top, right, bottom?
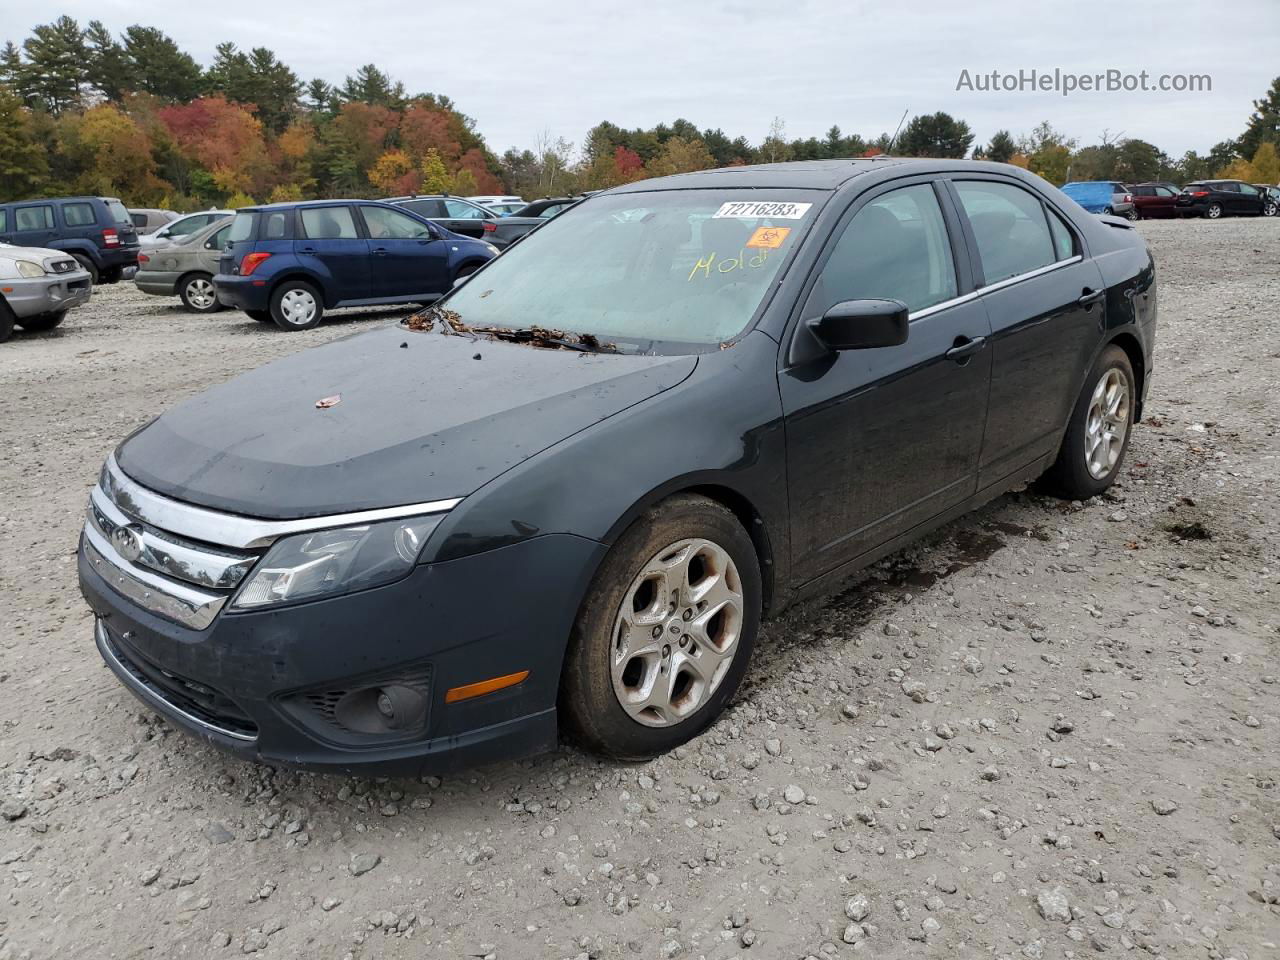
1, 218, 1278, 959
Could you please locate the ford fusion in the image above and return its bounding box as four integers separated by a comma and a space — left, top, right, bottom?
79, 158, 1156, 773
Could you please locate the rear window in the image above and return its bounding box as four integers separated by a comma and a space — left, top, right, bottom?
228, 211, 257, 242
63, 201, 97, 226
104, 200, 132, 225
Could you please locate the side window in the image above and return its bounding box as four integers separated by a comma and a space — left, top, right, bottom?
442, 199, 489, 219
63, 202, 96, 226
131, 213, 148, 228
539, 204, 565, 219
300, 206, 358, 239
0, 209, 6, 232
1216, 182, 1238, 193
361, 206, 432, 239
15, 205, 54, 231
1155, 186, 1175, 197
1238, 183, 1258, 196
263, 212, 288, 239
954, 181, 1057, 285
169, 215, 205, 237
206, 225, 231, 249
400, 199, 445, 219
1045, 208, 1076, 261
804, 183, 957, 317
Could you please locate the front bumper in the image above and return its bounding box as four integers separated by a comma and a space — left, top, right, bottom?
211, 274, 271, 312
1, 271, 92, 318
79, 528, 605, 775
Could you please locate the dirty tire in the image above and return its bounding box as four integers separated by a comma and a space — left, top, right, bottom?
178, 273, 220, 313
0, 297, 14, 343
16, 310, 66, 332
245, 309, 273, 323
561, 494, 761, 759
270, 280, 323, 331
72, 255, 99, 285
1041, 344, 1135, 500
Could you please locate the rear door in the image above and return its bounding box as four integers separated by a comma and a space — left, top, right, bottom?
780, 179, 992, 582
10, 203, 57, 248
947, 177, 1105, 488
357, 204, 450, 298
296, 205, 371, 302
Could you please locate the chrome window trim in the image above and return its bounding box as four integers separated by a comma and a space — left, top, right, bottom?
89, 487, 256, 589
104, 454, 462, 550
82, 522, 226, 630
95, 620, 256, 742
905, 256, 1082, 322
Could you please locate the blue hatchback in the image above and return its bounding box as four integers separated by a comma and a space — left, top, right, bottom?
213, 200, 498, 331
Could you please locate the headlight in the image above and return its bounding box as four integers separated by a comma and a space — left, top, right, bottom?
16, 260, 45, 278
232, 514, 445, 610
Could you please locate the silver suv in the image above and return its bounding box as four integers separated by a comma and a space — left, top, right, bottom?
0, 242, 92, 342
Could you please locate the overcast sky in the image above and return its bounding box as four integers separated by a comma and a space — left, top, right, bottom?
7, 0, 1279, 157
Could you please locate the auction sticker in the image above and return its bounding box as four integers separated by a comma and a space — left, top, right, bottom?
712, 200, 812, 219
745, 226, 791, 249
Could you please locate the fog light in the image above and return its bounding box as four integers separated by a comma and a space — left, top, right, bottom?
376, 690, 395, 719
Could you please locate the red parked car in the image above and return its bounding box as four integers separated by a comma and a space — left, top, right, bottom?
1128, 182, 1182, 219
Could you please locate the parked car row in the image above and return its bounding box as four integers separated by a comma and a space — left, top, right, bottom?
1061, 179, 1277, 220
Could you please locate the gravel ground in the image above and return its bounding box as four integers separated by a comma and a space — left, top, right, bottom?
1, 218, 1278, 960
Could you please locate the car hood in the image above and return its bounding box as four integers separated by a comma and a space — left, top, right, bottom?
0, 243, 77, 261
115, 324, 697, 519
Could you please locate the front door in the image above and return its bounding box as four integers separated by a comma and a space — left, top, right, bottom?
10, 203, 57, 248
947, 178, 1105, 488
780, 180, 992, 584
296, 205, 371, 302
357, 205, 450, 298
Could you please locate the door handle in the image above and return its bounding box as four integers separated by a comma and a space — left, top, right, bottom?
372, 247, 388, 255
1078, 287, 1104, 307
945, 336, 986, 362
300, 246, 317, 254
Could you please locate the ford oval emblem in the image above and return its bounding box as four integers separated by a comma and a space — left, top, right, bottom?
111, 524, 145, 564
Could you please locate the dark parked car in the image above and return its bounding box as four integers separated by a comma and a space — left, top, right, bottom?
1252, 184, 1279, 217
212, 200, 497, 330
78, 159, 1156, 774
479, 196, 587, 249
0, 196, 140, 283
1060, 181, 1137, 219
385, 195, 500, 242
1175, 180, 1271, 219
1128, 182, 1182, 219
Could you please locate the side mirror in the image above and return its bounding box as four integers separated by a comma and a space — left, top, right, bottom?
809, 299, 909, 351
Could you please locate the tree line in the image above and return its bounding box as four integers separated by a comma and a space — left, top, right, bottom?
1, 17, 1277, 208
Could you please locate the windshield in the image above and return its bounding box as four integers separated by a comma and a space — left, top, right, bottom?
442, 189, 821, 351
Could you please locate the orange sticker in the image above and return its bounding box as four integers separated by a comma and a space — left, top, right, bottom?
746, 226, 790, 249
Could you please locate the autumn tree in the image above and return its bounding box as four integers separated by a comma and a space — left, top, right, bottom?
159, 96, 271, 197
1019, 122, 1076, 185
60, 103, 165, 200
206, 43, 301, 133
647, 137, 715, 177
369, 148, 418, 195
419, 148, 451, 193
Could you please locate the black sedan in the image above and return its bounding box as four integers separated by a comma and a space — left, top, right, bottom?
78, 158, 1157, 773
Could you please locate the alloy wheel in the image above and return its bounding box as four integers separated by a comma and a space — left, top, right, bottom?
1207, 204, 1222, 219
185, 277, 216, 310
1264, 202, 1277, 217
280, 289, 317, 326
1084, 368, 1130, 480
610, 538, 744, 727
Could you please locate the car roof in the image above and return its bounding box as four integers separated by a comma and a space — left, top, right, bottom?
610, 157, 1053, 194
1, 195, 120, 204
234, 199, 397, 213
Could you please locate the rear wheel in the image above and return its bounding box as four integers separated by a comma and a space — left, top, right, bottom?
16, 310, 66, 332
1125, 207, 1139, 221
1041, 344, 1135, 500
561, 494, 761, 759
1101, 206, 1114, 216
269, 280, 323, 331
1205, 202, 1223, 219
178, 273, 220, 313
72, 255, 100, 285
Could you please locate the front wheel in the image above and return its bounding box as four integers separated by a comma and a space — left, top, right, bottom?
0, 298, 15, 343
16, 310, 66, 332
561, 494, 761, 759
1041, 344, 1135, 499
1205, 202, 1223, 219
178, 273, 220, 313
270, 280, 323, 331
1263, 201, 1277, 217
